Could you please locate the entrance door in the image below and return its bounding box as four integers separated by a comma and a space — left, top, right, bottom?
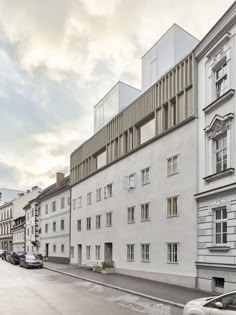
104, 243, 113, 263
78, 244, 82, 266
45, 243, 49, 258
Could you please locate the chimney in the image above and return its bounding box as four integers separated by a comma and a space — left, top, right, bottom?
31, 186, 38, 191
56, 172, 65, 186
27, 190, 30, 193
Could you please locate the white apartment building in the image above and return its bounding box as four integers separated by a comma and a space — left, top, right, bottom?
12, 216, 25, 252
195, 2, 236, 293
38, 173, 71, 264
0, 188, 24, 206
70, 25, 199, 288
24, 198, 40, 254
0, 201, 13, 250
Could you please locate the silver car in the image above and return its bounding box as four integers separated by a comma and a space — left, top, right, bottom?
183, 290, 236, 314
19, 254, 43, 269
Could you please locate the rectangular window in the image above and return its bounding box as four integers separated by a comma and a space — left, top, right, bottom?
141, 244, 150, 262
61, 219, 64, 230
53, 222, 56, 232
61, 244, 64, 253
87, 217, 91, 230
96, 215, 101, 229
215, 63, 227, 98
128, 174, 136, 190
167, 243, 178, 263
67, 197, 70, 206
45, 224, 48, 233
45, 204, 48, 214
61, 197, 65, 209
72, 199, 76, 210
27, 228, 29, 236
167, 155, 179, 176
87, 193, 92, 205
106, 212, 112, 227
141, 167, 150, 185
141, 203, 150, 221
127, 207, 135, 224
53, 245, 56, 253
96, 188, 102, 202
77, 219, 81, 232
167, 196, 179, 217
86, 245, 91, 259
104, 184, 113, 198
31, 226, 34, 235
70, 246, 74, 258
127, 244, 135, 261
95, 245, 101, 260
215, 133, 227, 173
77, 196, 82, 208
52, 201, 56, 212
215, 207, 227, 245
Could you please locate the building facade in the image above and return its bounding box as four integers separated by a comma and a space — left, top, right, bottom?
38, 173, 71, 264
70, 26, 198, 288
195, 2, 236, 293
0, 188, 24, 207
0, 202, 13, 250
24, 199, 40, 254
12, 216, 25, 252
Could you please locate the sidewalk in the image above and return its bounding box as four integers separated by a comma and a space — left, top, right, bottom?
44, 262, 214, 308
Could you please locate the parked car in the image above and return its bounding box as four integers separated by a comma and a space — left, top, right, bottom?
6, 251, 12, 262
183, 290, 236, 314
0, 249, 4, 257
19, 254, 43, 269
9, 251, 25, 265
1, 250, 9, 260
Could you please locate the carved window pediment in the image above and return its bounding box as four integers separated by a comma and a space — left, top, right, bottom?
205, 113, 234, 139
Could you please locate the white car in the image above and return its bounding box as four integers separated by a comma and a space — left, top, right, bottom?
183, 291, 236, 314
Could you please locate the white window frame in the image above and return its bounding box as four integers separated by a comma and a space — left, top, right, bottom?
52, 201, 56, 212
77, 219, 81, 232
86, 245, 91, 259
72, 199, 76, 210
77, 196, 82, 208
61, 197, 65, 209
167, 155, 179, 176
96, 188, 102, 202
215, 62, 228, 99
141, 167, 150, 185
45, 204, 48, 214
87, 193, 92, 205
106, 212, 112, 227
96, 215, 101, 229
128, 174, 136, 190
61, 219, 64, 230
86, 217, 91, 230
141, 243, 150, 262
127, 244, 135, 261
167, 196, 179, 217
53, 222, 56, 232
141, 203, 150, 221
167, 243, 178, 264
127, 206, 135, 224
61, 244, 64, 253
214, 206, 227, 245
215, 132, 227, 173
95, 245, 101, 260
104, 184, 113, 199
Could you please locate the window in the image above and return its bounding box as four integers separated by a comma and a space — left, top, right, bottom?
52, 201, 56, 212
86, 217, 91, 230
72, 199, 76, 210
106, 212, 112, 227
104, 184, 113, 198
61, 244, 64, 253
141, 203, 150, 221
77, 196, 82, 208
53, 245, 56, 253
167, 196, 179, 217
215, 63, 227, 98
167, 155, 179, 176
27, 228, 29, 236
70, 246, 74, 258
215, 207, 227, 245
167, 243, 178, 263
141, 244, 150, 262
86, 245, 91, 259
95, 245, 101, 260
31, 226, 34, 235
96, 188, 102, 202
45, 204, 48, 214
45, 224, 48, 233
127, 244, 135, 261
141, 167, 150, 185
67, 197, 70, 206
61, 219, 64, 230
214, 277, 225, 289
53, 222, 56, 232
128, 174, 136, 190
96, 215, 101, 229
77, 219, 81, 232
215, 133, 227, 173
61, 197, 65, 209
127, 207, 135, 224
87, 193, 92, 205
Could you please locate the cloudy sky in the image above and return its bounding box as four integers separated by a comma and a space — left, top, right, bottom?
0, 0, 234, 190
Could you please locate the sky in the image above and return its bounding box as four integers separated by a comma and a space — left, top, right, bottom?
0, 0, 234, 190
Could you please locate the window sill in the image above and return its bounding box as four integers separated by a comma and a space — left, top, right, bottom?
106, 225, 112, 228
167, 215, 178, 218
203, 168, 235, 182
203, 89, 235, 113
141, 181, 150, 186
167, 262, 178, 264
207, 246, 231, 252
141, 260, 150, 263
167, 172, 179, 177
128, 221, 135, 224
141, 219, 150, 222
127, 260, 135, 262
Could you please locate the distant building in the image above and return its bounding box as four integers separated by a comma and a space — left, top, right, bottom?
0, 201, 13, 250
24, 198, 40, 254
12, 216, 25, 252
0, 188, 24, 206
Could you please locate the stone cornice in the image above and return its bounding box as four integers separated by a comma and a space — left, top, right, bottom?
194, 2, 236, 60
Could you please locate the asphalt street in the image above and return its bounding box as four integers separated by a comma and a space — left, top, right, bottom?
0, 260, 182, 315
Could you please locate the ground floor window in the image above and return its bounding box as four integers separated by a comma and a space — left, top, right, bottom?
86, 245, 91, 259
95, 245, 101, 260
127, 244, 135, 261
167, 243, 178, 263
141, 243, 150, 262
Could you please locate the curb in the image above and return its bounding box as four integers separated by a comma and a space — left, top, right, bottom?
44, 266, 185, 309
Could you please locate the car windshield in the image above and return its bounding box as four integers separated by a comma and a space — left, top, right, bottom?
25, 255, 36, 260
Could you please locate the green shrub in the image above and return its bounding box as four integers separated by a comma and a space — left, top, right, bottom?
101, 261, 114, 269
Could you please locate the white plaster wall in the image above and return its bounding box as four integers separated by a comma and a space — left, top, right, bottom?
71, 120, 197, 288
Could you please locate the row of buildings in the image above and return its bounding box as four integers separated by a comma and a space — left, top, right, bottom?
1, 2, 236, 294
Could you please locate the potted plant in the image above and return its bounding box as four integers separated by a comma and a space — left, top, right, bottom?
101, 261, 115, 274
